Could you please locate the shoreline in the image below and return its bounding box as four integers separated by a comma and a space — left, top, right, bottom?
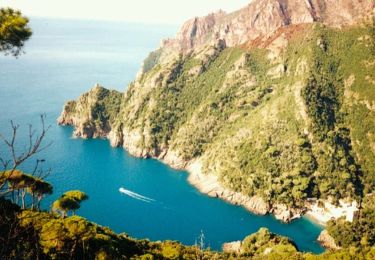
185, 159, 271, 217
304, 213, 326, 227
61, 125, 354, 251
58, 117, 356, 235
69, 121, 358, 226
175, 157, 358, 227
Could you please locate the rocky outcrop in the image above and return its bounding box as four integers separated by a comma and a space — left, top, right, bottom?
224, 228, 299, 256
186, 160, 304, 222
222, 241, 242, 254
186, 160, 272, 216
161, 0, 374, 53
58, 84, 122, 139
317, 230, 341, 250
271, 204, 304, 223
162, 11, 226, 53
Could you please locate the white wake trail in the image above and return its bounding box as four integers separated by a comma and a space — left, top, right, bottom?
119, 187, 155, 203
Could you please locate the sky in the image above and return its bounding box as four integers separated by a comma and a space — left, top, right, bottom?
1, 0, 250, 24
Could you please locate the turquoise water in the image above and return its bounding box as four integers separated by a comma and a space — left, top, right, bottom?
0, 18, 324, 253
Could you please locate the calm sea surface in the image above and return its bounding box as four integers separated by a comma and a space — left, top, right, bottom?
0, 18, 323, 252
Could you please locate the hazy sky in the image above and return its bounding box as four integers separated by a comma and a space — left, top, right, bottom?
2, 0, 250, 24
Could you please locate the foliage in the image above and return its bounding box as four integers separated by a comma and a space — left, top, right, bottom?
0, 8, 32, 56
240, 228, 298, 258
91, 87, 122, 128
326, 194, 375, 248
52, 190, 88, 217
300, 25, 372, 203
142, 48, 163, 73
71, 22, 375, 210
54, 20, 375, 260
2, 196, 375, 259
1, 170, 53, 210
1, 197, 223, 259
63, 190, 89, 202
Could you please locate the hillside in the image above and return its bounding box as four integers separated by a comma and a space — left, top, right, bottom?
59, 0, 375, 223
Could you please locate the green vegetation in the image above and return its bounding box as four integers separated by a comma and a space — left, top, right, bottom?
143, 48, 163, 73
0, 8, 32, 56
54, 14, 375, 259
52, 190, 88, 217
239, 228, 299, 258
302, 25, 364, 203
61, 86, 123, 136
3, 196, 374, 260
68, 21, 374, 211
90, 87, 123, 128
0, 198, 225, 259
327, 194, 375, 248
1, 170, 53, 210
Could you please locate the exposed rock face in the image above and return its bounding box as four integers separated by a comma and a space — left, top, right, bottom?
162, 11, 226, 52
58, 85, 122, 139
162, 0, 374, 53
222, 241, 242, 254
317, 230, 341, 250
271, 204, 304, 223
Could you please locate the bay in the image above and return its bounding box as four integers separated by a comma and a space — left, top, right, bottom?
0, 17, 324, 253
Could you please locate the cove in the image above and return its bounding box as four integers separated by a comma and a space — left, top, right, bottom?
0, 18, 323, 253
48, 129, 325, 253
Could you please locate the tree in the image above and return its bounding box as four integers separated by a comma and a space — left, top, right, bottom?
63, 190, 89, 203
0, 8, 32, 56
0, 116, 52, 258
6, 170, 34, 209
52, 190, 88, 217
28, 179, 53, 210
52, 197, 79, 218
0, 115, 51, 196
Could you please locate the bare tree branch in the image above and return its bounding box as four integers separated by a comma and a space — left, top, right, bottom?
0, 114, 52, 195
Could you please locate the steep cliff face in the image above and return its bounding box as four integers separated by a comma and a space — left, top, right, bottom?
59, 0, 375, 222
161, 0, 374, 54
58, 85, 122, 139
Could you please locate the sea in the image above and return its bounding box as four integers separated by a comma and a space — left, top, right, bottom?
0, 17, 324, 253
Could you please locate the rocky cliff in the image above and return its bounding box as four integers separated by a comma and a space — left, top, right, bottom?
161, 0, 374, 53
317, 230, 341, 250
58, 85, 122, 139
59, 0, 375, 223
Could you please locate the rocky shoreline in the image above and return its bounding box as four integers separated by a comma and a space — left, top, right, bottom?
105, 128, 359, 226
186, 160, 305, 222
88, 125, 304, 222
317, 230, 341, 250
58, 102, 359, 227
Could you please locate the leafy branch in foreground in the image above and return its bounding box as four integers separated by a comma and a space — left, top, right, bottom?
0, 8, 32, 56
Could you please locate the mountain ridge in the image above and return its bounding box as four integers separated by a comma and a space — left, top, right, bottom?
159, 0, 374, 53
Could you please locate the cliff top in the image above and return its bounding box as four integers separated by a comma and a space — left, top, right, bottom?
161, 0, 374, 53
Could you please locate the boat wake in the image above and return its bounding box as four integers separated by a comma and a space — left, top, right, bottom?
119, 187, 155, 203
